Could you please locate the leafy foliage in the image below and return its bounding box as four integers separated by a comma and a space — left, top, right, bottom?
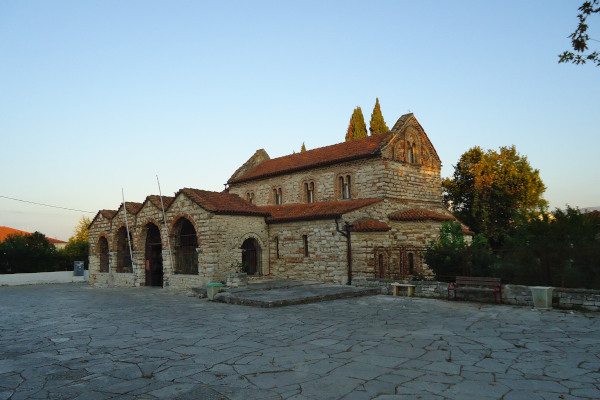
345, 107, 368, 141
559, 0, 600, 67
0, 232, 65, 274
369, 98, 389, 135
424, 222, 494, 280
497, 208, 600, 288
442, 146, 547, 247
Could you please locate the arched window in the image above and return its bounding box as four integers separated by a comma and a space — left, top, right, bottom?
246, 192, 254, 204
407, 142, 414, 163
173, 218, 198, 275
98, 236, 109, 273
115, 227, 133, 273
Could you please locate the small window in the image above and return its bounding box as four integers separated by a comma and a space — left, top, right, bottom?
303, 235, 308, 257
407, 142, 414, 163
305, 181, 315, 203
339, 175, 352, 200
408, 253, 415, 274
273, 188, 282, 205
246, 192, 254, 204
275, 236, 280, 259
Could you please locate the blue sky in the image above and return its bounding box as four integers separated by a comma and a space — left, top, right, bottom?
1, 0, 599, 241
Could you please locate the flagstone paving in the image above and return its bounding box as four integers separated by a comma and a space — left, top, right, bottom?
1, 283, 599, 399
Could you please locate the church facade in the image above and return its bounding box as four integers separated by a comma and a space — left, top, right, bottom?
88, 113, 464, 289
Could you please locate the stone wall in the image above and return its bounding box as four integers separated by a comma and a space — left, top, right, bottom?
352, 278, 600, 312
89, 193, 268, 291
268, 219, 349, 284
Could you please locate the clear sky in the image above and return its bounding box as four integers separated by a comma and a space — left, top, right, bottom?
1, 0, 599, 241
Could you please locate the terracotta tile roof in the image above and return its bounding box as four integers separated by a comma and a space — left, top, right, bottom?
177, 188, 269, 216
260, 198, 382, 223
389, 208, 454, 222
145, 195, 174, 211
100, 210, 117, 219
0, 226, 66, 244
349, 219, 391, 232
0, 226, 28, 242
462, 227, 475, 235
89, 210, 117, 229
228, 133, 392, 184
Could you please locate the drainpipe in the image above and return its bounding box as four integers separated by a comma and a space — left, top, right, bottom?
335, 218, 354, 285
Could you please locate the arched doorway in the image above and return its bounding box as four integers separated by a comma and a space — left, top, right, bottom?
144, 223, 163, 287
115, 227, 133, 273
98, 236, 109, 273
241, 238, 260, 276
172, 217, 198, 275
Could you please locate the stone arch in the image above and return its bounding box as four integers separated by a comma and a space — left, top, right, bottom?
97, 235, 110, 273
142, 222, 164, 286
171, 216, 199, 275
136, 217, 163, 249
114, 226, 133, 273
241, 236, 262, 276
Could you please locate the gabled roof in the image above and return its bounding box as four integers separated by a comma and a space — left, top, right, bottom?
143, 195, 174, 211
228, 133, 392, 184
389, 208, 454, 222
349, 219, 391, 232
260, 198, 382, 223
0, 226, 66, 244
88, 209, 118, 229
176, 188, 269, 216
115, 202, 143, 216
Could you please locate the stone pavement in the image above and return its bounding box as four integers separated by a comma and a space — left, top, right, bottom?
214, 282, 381, 307
1, 283, 599, 400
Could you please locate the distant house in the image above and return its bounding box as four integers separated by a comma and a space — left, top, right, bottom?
0, 226, 67, 250
88, 113, 470, 290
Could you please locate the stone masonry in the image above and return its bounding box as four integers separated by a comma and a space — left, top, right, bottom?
88, 113, 467, 291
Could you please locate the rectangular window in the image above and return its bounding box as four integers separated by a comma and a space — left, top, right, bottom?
305, 182, 315, 203
274, 188, 282, 205
275, 236, 280, 259
303, 235, 308, 257
340, 175, 352, 199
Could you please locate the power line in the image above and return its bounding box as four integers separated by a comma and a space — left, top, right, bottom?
0, 195, 95, 214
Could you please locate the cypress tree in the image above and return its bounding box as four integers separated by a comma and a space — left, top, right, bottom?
369, 98, 389, 135
301, 142, 306, 152
345, 107, 368, 141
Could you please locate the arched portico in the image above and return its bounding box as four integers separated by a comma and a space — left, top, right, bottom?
143, 223, 163, 286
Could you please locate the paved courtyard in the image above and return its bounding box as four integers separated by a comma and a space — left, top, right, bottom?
1, 283, 599, 400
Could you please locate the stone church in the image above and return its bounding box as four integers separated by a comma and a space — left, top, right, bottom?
88, 113, 465, 290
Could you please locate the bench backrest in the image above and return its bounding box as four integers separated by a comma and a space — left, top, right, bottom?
456, 276, 501, 287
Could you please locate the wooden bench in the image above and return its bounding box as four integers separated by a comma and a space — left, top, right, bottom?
391, 283, 416, 297
447, 276, 503, 304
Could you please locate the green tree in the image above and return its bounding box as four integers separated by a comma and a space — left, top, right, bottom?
424, 221, 494, 280
0, 232, 58, 273
443, 146, 547, 247
70, 216, 91, 243
301, 142, 306, 152
499, 208, 600, 288
559, 0, 600, 67
62, 216, 91, 268
345, 107, 368, 141
369, 98, 389, 135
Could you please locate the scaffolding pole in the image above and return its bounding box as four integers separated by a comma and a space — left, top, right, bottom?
156, 175, 175, 272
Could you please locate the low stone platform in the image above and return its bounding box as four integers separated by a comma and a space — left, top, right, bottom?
214, 281, 381, 307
